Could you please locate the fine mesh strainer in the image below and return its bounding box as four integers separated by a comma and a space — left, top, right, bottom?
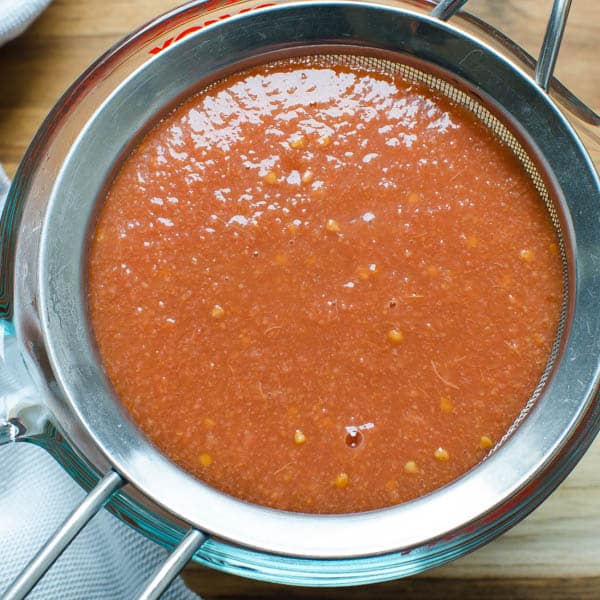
1, 0, 599, 598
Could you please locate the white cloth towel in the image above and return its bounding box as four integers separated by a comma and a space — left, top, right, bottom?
0, 444, 199, 599
0, 0, 53, 45
0, 4, 200, 597
0, 165, 9, 200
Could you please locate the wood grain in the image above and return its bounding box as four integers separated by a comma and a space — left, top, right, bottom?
181, 571, 600, 600
0, 1, 598, 597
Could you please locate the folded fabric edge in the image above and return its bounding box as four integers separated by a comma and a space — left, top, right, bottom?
0, 0, 53, 46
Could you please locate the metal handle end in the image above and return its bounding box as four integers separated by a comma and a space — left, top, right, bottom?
535, 0, 573, 91
135, 529, 208, 600
430, 0, 469, 21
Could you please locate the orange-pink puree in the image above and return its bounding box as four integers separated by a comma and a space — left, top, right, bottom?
89, 58, 562, 513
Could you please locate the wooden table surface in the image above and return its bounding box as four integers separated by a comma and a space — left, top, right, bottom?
1, 1, 599, 598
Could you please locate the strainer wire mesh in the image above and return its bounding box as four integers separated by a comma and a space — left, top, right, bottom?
197, 52, 569, 454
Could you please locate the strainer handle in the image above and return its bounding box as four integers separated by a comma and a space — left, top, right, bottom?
431, 0, 599, 129
1, 469, 206, 600
535, 0, 572, 91
430, 0, 468, 20
1, 470, 124, 600
434, 0, 572, 83
134, 529, 207, 600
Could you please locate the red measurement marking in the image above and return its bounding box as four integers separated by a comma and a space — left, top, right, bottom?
149, 4, 276, 55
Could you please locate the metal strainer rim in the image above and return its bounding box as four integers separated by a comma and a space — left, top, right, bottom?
19, 1, 600, 562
